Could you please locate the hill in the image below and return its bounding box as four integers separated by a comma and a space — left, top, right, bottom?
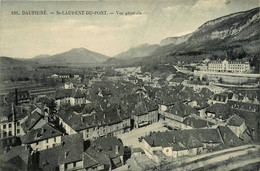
114, 43, 159, 59
33, 54, 51, 59
32, 47, 109, 64
155, 7, 260, 56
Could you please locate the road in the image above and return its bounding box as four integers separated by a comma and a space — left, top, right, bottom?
117, 121, 168, 148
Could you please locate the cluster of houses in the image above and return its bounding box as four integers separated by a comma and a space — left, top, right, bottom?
0, 65, 259, 170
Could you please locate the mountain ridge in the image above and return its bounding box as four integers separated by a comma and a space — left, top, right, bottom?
114, 43, 160, 59
30, 47, 110, 64
155, 7, 260, 55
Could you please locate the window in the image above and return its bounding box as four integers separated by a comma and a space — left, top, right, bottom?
17, 122, 20, 126
73, 162, 76, 167
46, 145, 49, 149
8, 131, 12, 136
53, 144, 55, 147
54, 137, 56, 142
9, 123, 12, 128
3, 132, 7, 137
3, 124, 6, 129
46, 139, 48, 143
17, 129, 20, 135
36, 142, 39, 145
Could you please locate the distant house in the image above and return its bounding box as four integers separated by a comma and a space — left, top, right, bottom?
136, 72, 152, 83
228, 100, 259, 113
21, 111, 45, 133
159, 102, 199, 123
55, 89, 88, 109
83, 147, 111, 171
51, 74, 59, 79
209, 92, 233, 104
21, 123, 63, 151
226, 115, 247, 138
182, 117, 215, 129
64, 82, 74, 89
0, 105, 28, 139
143, 131, 204, 161
133, 100, 158, 128
87, 137, 124, 169
56, 107, 131, 140
143, 126, 243, 162
51, 74, 69, 79
168, 77, 184, 86
205, 103, 230, 121
29, 88, 56, 100
7, 90, 30, 105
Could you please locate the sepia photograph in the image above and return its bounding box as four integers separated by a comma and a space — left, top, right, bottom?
0, 0, 259, 170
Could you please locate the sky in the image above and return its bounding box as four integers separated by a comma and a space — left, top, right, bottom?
0, 0, 259, 58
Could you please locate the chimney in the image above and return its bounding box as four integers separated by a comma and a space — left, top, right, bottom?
64, 151, 69, 158
115, 145, 119, 155
41, 128, 46, 134
15, 89, 18, 106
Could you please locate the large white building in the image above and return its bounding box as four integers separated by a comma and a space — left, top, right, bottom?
197, 59, 251, 73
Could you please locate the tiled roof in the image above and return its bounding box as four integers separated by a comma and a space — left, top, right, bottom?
228, 100, 259, 112
165, 102, 199, 117
0, 106, 29, 123
134, 101, 148, 116
21, 123, 63, 144
184, 129, 222, 144
183, 117, 215, 128
39, 146, 61, 171
229, 108, 258, 131
58, 133, 84, 164
57, 107, 123, 131
218, 126, 244, 147
39, 133, 84, 170
35, 96, 51, 106
0, 146, 31, 167
83, 147, 111, 169
226, 114, 245, 127
21, 111, 43, 132
143, 131, 203, 151
55, 89, 84, 99
90, 137, 124, 159
206, 103, 230, 120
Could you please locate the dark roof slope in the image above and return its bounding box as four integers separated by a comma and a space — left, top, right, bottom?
183, 117, 215, 128
39, 133, 84, 170
21, 123, 62, 144
90, 137, 124, 159
21, 111, 43, 132
83, 147, 111, 169
206, 103, 230, 120
218, 126, 244, 147
166, 102, 199, 117
226, 114, 245, 127
58, 133, 84, 164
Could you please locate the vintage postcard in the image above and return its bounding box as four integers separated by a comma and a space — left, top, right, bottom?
0, 0, 259, 170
